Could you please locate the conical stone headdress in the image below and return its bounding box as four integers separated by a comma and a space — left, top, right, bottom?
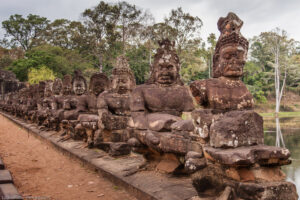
213, 12, 249, 78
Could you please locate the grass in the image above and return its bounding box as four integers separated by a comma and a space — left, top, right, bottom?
259, 112, 300, 118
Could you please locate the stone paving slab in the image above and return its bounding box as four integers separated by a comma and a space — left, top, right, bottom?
0, 183, 23, 200
0, 170, 13, 184
0, 158, 4, 169
0, 111, 198, 200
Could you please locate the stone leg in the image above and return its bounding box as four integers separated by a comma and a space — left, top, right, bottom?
86, 129, 94, 148
74, 123, 86, 140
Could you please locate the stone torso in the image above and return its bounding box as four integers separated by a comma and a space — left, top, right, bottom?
98, 91, 131, 116
131, 84, 194, 116
191, 77, 253, 111
77, 94, 98, 114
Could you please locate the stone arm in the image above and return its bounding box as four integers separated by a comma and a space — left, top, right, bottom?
51, 97, 59, 110
97, 92, 109, 130
183, 87, 196, 112
129, 87, 148, 130
75, 95, 89, 114
189, 80, 208, 107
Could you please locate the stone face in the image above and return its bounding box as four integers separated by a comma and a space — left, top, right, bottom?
204, 145, 291, 166
210, 110, 264, 148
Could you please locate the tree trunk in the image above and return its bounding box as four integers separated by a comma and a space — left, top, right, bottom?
275, 117, 285, 147
149, 43, 152, 65
99, 53, 103, 73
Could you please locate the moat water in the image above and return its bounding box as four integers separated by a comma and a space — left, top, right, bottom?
264, 117, 300, 197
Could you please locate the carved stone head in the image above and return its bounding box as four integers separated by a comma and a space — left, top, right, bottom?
44, 80, 53, 97
213, 12, 249, 78
110, 56, 136, 94
89, 73, 109, 96
72, 70, 87, 96
62, 75, 72, 96
38, 81, 46, 98
28, 84, 36, 99
53, 78, 62, 95
147, 39, 183, 86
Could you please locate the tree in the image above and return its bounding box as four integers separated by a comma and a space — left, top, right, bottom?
125, 45, 150, 84
28, 65, 55, 84
152, 7, 204, 83
42, 19, 88, 51
286, 54, 300, 88
117, 1, 142, 52
164, 7, 203, 55
2, 14, 49, 50
259, 29, 295, 115
82, 1, 120, 72
243, 61, 268, 103
207, 33, 216, 78
8, 45, 93, 81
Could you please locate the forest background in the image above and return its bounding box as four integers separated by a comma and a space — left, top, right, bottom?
0, 1, 300, 112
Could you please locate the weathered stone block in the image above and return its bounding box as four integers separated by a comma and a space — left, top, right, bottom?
237, 181, 298, 200
0, 183, 23, 200
156, 153, 181, 173
204, 145, 291, 166
185, 158, 207, 173
147, 113, 181, 132
109, 142, 131, 156
192, 109, 214, 140
171, 119, 194, 132
133, 130, 203, 156
210, 110, 264, 148
0, 158, 4, 169
185, 151, 206, 174
0, 170, 13, 184
227, 166, 286, 182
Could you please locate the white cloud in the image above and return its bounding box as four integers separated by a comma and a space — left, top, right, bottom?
1, 0, 300, 41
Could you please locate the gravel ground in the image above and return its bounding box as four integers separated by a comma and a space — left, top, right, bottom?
0, 114, 136, 200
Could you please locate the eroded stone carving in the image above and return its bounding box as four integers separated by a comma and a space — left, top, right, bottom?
129, 39, 204, 173
75, 72, 109, 147
96, 56, 135, 155
190, 12, 298, 200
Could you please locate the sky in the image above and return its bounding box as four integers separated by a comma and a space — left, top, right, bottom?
1, 0, 300, 42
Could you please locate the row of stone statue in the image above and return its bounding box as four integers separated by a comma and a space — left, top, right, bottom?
0, 12, 298, 199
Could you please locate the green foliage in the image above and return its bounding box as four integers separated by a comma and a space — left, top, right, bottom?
243, 61, 269, 103
2, 14, 49, 50
28, 65, 55, 84
125, 45, 150, 84
8, 45, 93, 81
0, 56, 13, 69
43, 19, 88, 51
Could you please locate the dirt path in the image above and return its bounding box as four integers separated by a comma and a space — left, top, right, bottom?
0, 114, 136, 200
